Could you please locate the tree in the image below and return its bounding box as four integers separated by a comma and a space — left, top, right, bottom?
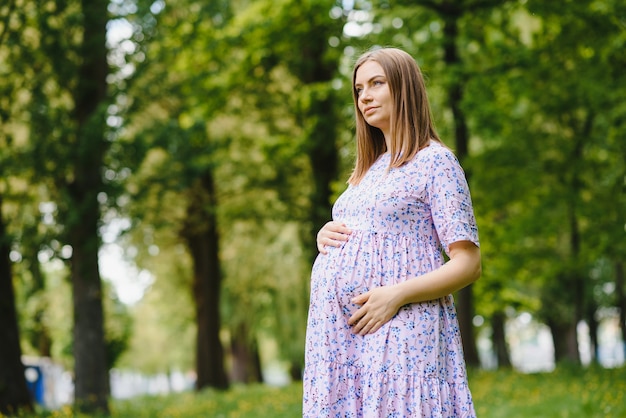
0, 196, 33, 416
463, 0, 626, 367
1, 1, 47, 413
227, 0, 345, 378
181, 169, 229, 390
117, 0, 235, 389
513, 0, 626, 365
61, 0, 111, 410
5, 0, 113, 411
459, 0, 547, 369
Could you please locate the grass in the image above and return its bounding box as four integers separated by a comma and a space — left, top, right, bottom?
6, 366, 625, 417
470, 365, 625, 418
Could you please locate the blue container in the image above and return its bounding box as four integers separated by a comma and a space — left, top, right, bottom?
24, 364, 45, 405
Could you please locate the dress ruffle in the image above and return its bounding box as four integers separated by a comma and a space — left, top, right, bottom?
304, 361, 475, 418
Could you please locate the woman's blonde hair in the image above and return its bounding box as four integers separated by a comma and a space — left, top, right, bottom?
348, 47, 441, 185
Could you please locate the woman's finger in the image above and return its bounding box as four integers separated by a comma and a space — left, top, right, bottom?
348, 306, 365, 326
328, 232, 349, 242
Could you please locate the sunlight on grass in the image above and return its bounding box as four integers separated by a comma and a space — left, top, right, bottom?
6, 366, 625, 417
471, 366, 626, 418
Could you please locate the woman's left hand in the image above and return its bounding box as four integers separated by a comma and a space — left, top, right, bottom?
317, 221, 351, 254
348, 286, 402, 335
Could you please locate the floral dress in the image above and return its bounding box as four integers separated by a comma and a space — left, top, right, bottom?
303, 142, 479, 418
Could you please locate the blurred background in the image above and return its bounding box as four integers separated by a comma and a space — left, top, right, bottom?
1, 0, 624, 415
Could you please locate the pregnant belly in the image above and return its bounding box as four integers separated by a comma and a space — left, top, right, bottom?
310, 246, 370, 323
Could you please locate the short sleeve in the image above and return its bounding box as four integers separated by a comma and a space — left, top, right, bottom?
427, 147, 479, 255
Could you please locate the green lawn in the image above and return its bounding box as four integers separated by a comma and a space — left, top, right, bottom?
470, 366, 625, 418
9, 366, 626, 417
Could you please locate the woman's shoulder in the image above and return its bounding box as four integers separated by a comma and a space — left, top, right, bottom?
413, 140, 458, 165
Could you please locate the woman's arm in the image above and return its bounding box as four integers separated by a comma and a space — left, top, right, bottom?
316, 221, 352, 254
348, 240, 481, 335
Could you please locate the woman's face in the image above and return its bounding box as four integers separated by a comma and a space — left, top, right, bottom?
354, 60, 392, 138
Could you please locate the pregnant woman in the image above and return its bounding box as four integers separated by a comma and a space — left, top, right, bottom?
302, 47, 481, 418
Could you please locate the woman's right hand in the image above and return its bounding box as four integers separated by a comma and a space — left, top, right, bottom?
317, 221, 352, 254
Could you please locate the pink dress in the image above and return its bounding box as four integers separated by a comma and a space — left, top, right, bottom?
303, 142, 479, 417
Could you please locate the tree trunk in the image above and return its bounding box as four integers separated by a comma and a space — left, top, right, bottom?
274, 3, 341, 379
229, 323, 263, 384
67, 161, 109, 413
615, 261, 626, 361
548, 318, 579, 365
69, 222, 109, 412
441, 9, 479, 367
585, 301, 599, 364
0, 196, 34, 415
24, 224, 52, 357
561, 130, 586, 365
305, 93, 339, 264
541, 119, 587, 367
491, 311, 511, 368
183, 173, 229, 391
67, 0, 110, 413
